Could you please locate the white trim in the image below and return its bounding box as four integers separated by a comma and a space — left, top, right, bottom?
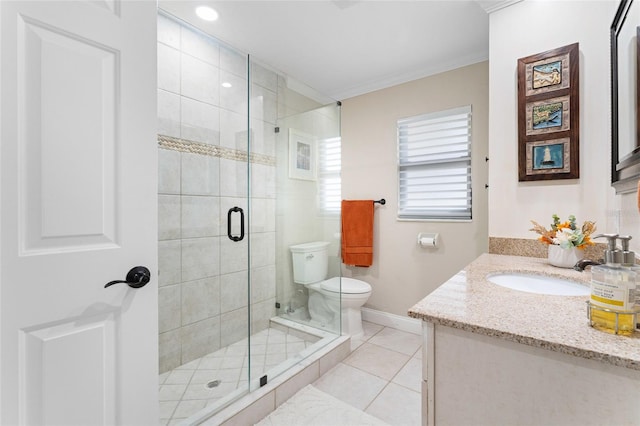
424, 322, 435, 426
475, 0, 523, 14
361, 307, 422, 335
284, 74, 335, 106
333, 53, 488, 101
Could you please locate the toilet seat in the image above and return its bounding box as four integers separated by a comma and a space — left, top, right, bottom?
320, 277, 371, 294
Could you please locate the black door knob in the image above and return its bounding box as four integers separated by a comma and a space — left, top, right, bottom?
104, 266, 151, 289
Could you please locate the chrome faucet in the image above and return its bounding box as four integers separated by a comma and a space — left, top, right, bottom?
574, 233, 619, 272
574, 259, 603, 272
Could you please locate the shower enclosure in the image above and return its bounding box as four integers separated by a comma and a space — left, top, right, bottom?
157, 10, 342, 424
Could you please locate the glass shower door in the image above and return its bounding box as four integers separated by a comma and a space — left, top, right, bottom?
246, 62, 344, 386
245, 57, 280, 387
157, 9, 343, 423
157, 10, 252, 423
273, 102, 342, 335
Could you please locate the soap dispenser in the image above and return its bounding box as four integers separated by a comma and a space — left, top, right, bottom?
588, 234, 639, 335
618, 235, 640, 308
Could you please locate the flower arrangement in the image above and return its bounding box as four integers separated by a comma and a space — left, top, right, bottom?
530, 214, 596, 249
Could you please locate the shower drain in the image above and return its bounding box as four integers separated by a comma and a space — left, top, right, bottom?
205, 379, 221, 389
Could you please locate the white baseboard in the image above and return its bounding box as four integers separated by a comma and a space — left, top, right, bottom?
361, 307, 422, 335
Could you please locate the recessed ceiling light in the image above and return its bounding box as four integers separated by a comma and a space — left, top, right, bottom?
195, 6, 218, 21
221, 82, 232, 88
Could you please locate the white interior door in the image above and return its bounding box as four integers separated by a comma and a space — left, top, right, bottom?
0, 1, 158, 424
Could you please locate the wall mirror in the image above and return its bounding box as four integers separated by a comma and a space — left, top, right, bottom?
611, 0, 640, 193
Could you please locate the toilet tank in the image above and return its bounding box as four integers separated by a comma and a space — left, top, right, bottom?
290, 241, 331, 284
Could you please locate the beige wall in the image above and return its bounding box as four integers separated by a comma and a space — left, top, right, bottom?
488, 1, 619, 244
341, 62, 489, 316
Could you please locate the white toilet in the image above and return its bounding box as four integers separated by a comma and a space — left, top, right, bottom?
290, 241, 372, 339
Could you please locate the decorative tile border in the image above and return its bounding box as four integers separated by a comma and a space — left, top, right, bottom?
489, 236, 606, 261
158, 134, 276, 167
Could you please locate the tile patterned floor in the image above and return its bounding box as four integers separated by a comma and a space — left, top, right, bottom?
160, 321, 423, 425
159, 327, 316, 425
311, 322, 423, 426
256, 384, 389, 425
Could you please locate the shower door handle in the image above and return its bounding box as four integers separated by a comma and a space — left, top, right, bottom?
227, 206, 245, 242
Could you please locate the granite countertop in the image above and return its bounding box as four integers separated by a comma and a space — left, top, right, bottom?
408, 253, 640, 371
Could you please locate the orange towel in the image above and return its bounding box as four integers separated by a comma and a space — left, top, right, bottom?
341, 200, 374, 267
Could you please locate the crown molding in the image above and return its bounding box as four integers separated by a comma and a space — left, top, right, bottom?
476, 0, 524, 14
332, 52, 489, 101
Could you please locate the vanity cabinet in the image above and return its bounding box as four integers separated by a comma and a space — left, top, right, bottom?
421, 322, 640, 425
409, 254, 640, 425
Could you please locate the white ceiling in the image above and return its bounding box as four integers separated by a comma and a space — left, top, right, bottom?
159, 1, 498, 101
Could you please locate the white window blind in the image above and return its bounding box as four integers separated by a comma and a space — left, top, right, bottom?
318, 136, 341, 214
398, 105, 472, 220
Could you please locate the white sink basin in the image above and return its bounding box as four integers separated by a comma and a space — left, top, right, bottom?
487, 273, 590, 296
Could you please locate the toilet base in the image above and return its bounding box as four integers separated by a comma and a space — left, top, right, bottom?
306, 287, 369, 339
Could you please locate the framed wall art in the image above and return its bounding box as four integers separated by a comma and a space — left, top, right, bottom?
288, 128, 317, 181
518, 43, 579, 181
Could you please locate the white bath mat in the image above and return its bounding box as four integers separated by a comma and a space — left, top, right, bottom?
254, 384, 389, 426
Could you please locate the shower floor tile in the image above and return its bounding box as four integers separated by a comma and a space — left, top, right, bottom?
159, 327, 315, 425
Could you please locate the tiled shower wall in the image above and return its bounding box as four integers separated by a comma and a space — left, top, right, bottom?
157, 13, 279, 374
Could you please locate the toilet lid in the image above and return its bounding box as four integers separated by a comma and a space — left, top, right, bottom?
321, 277, 372, 294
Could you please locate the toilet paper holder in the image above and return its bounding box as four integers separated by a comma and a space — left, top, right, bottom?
417, 232, 439, 248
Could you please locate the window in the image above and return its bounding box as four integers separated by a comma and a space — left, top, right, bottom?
318, 136, 341, 214
397, 105, 472, 220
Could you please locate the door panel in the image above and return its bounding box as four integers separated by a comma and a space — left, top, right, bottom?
19, 15, 118, 253
22, 312, 117, 425
1, 1, 158, 424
